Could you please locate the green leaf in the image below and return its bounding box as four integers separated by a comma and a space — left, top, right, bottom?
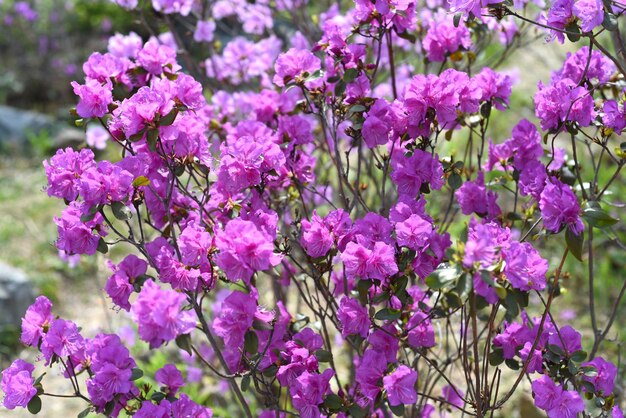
28, 396, 42, 414
132, 176, 150, 187
159, 109, 178, 126
425, 265, 461, 289
175, 333, 193, 356
565, 22, 581, 42
324, 394, 343, 411
241, 375, 251, 392
480, 101, 492, 118
128, 128, 146, 142
548, 344, 564, 356
448, 172, 462, 190
582, 204, 618, 228
111, 201, 132, 221
146, 128, 159, 152
77, 407, 92, 418
151, 391, 166, 402
306, 69, 324, 82
348, 404, 368, 418
602, 12, 618, 31
343, 68, 359, 83
396, 31, 416, 43
489, 349, 504, 366
453, 12, 463, 27
374, 308, 401, 321
570, 350, 587, 362
130, 368, 143, 381
80, 204, 101, 223
252, 319, 273, 331
565, 227, 584, 261
315, 349, 332, 363
97, 237, 108, 254
389, 403, 405, 416
244, 331, 258, 354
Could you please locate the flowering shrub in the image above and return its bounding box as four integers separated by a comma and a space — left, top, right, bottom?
2, 0, 626, 417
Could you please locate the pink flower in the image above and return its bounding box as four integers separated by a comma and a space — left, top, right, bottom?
71, 79, 112, 118
337, 297, 371, 338
1, 359, 37, 410
273, 48, 321, 87
383, 365, 418, 406
21, 296, 53, 347
155, 364, 185, 395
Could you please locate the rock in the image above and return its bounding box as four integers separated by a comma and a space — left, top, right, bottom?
0, 105, 58, 152
0, 262, 35, 328
52, 127, 85, 150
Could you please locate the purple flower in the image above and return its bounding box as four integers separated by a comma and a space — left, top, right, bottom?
215, 219, 282, 283
179, 222, 212, 267
355, 349, 388, 400
502, 242, 549, 291
155, 364, 185, 395
130, 280, 196, 348
534, 79, 596, 131
300, 212, 333, 258
41, 318, 86, 364
44, 147, 96, 201
21, 296, 53, 347
573, 0, 604, 32
340, 241, 398, 282
212, 290, 257, 349
367, 324, 399, 363
422, 17, 472, 62
547, 325, 582, 355
105, 254, 147, 311
337, 297, 371, 338
395, 214, 433, 251
71, 79, 113, 118
291, 369, 334, 418
582, 357, 617, 394
1, 359, 37, 410
493, 321, 533, 359
391, 149, 445, 197
407, 310, 435, 348
273, 48, 321, 87
455, 172, 501, 219
539, 178, 583, 234
383, 365, 418, 406
194, 20, 216, 43
519, 342, 544, 374
362, 99, 397, 148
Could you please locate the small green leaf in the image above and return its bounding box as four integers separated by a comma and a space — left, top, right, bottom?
602, 12, 618, 31
389, 403, 405, 416
175, 333, 193, 356
453, 12, 463, 27
159, 109, 178, 126
241, 375, 251, 392
315, 349, 332, 363
548, 344, 564, 356
396, 31, 416, 43
130, 368, 143, 381
28, 395, 42, 414
374, 308, 401, 321
565, 227, 584, 261
111, 201, 132, 221
448, 172, 462, 190
147, 128, 159, 152
97, 237, 108, 254
565, 22, 581, 42
77, 407, 92, 418
425, 265, 461, 289
343, 68, 359, 83
582, 204, 618, 228
132, 176, 150, 187
244, 331, 258, 354
348, 404, 368, 418
324, 394, 343, 411
570, 350, 587, 362
489, 349, 504, 366
151, 391, 166, 402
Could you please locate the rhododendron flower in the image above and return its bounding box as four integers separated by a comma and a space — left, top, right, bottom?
582, 357, 617, 394
212, 290, 257, 349
539, 178, 583, 234
340, 241, 398, 282
105, 254, 148, 311
71, 79, 113, 118
41, 318, 86, 363
300, 211, 333, 258
1, 359, 37, 410
455, 172, 501, 219
21, 295, 53, 347
337, 297, 371, 338
273, 48, 321, 87
356, 349, 388, 400
573, 0, 604, 32
422, 17, 472, 62
547, 325, 583, 355
130, 280, 196, 348
502, 242, 548, 291
407, 310, 435, 348
383, 365, 418, 406
156, 364, 185, 395
532, 375, 585, 418
215, 219, 282, 283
